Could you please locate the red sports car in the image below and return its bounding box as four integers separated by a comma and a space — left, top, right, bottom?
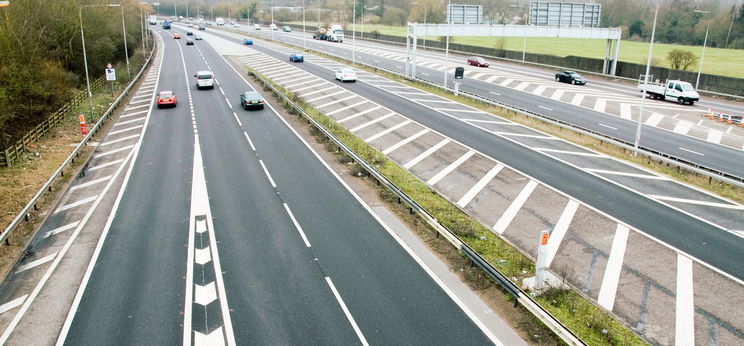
157, 90, 177, 108
173, 33, 181, 39
467, 56, 489, 67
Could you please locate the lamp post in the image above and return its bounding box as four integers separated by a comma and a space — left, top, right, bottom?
634, 4, 659, 156
303, 0, 307, 50
271, 0, 275, 40
725, 4, 739, 48
80, 3, 121, 118
693, 9, 710, 89
352, 0, 356, 64
510, 3, 528, 63
120, 5, 131, 79
443, 0, 452, 90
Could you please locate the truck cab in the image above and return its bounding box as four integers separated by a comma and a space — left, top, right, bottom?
329, 24, 344, 42
664, 80, 699, 105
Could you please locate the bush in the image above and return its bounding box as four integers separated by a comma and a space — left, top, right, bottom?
666, 49, 698, 70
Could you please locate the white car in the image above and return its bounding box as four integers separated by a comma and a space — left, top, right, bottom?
254, 24, 261, 30
335, 68, 357, 82
269, 23, 277, 31
194, 70, 215, 89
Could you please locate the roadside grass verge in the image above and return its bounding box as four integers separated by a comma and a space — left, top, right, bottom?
248, 66, 646, 345
286, 22, 744, 79
0, 47, 149, 279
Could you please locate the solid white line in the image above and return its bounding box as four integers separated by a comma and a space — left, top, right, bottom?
306, 90, 348, 103
291, 81, 329, 93
283, 76, 319, 89
427, 150, 475, 185
283, 203, 311, 247
403, 139, 450, 169
87, 159, 124, 172
492, 180, 538, 234
301, 85, 338, 97
0, 296, 27, 315
327, 100, 369, 116
124, 103, 149, 111
648, 195, 744, 210
44, 221, 80, 238
457, 164, 503, 208
675, 255, 695, 346
381, 127, 428, 154
412, 99, 457, 104
54, 196, 97, 214
317, 95, 357, 109
70, 176, 112, 191
678, 147, 704, 156
107, 125, 144, 136
538, 105, 553, 111
112, 117, 145, 127
120, 109, 148, 118
492, 132, 556, 139
350, 112, 396, 132
365, 120, 413, 143
93, 145, 134, 159
337, 106, 382, 123
597, 225, 629, 311
535, 148, 605, 157
325, 277, 369, 346
434, 108, 485, 114
598, 123, 618, 130
14, 253, 57, 274
99, 134, 140, 147
259, 160, 277, 188
586, 169, 669, 180
544, 200, 580, 266
463, 119, 513, 124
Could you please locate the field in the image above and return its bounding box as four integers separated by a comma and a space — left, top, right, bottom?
293, 22, 744, 78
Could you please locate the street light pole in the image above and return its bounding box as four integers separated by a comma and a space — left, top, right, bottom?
352, 0, 356, 64
443, 0, 451, 90
725, 4, 739, 48
79, 4, 122, 117
303, 0, 306, 50
694, 9, 710, 89
634, 4, 659, 156
271, 0, 275, 40
121, 5, 131, 79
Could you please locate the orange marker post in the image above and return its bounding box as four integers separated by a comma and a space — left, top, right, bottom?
79, 114, 88, 136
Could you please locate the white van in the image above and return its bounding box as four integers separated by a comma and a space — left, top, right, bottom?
194, 71, 215, 89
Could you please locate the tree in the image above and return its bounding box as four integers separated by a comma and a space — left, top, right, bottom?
409, 0, 444, 23
666, 49, 698, 70
628, 20, 645, 38
381, 7, 407, 26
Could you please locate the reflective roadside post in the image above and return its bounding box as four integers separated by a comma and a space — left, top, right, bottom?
535, 230, 550, 290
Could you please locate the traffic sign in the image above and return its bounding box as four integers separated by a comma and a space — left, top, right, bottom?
105, 68, 116, 81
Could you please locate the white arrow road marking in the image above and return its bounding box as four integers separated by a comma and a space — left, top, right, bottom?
194, 247, 212, 265
194, 327, 226, 346
194, 282, 218, 306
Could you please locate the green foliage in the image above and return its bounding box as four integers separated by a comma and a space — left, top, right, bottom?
0, 0, 147, 146
380, 7, 407, 26
666, 48, 698, 70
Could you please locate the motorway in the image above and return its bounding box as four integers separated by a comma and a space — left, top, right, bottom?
248, 27, 744, 180
205, 25, 744, 280
0, 29, 510, 344
61, 29, 498, 345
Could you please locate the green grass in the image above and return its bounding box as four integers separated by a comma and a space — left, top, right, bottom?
289, 22, 744, 78
249, 65, 646, 345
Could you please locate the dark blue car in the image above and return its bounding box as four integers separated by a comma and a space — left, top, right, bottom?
243, 38, 253, 45
289, 52, 304, 62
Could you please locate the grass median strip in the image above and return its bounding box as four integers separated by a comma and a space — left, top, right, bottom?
247, 66, 645, 345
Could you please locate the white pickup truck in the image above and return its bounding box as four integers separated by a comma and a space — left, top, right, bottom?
638, 77, 700, 105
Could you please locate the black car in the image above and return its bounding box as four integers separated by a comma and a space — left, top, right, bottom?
240, 91, 264, 110
186, 39, 194, 45
555, 70, 586, 85
186, 31, 193, 36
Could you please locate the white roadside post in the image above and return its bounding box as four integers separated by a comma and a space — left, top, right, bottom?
535, 230, 550, 290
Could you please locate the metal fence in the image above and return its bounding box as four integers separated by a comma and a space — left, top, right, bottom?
0, 77, 106, 168
0, 33, 156, 246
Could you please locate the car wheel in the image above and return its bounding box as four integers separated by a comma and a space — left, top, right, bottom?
571, 79, 576, 85
688, 101, 695, 105
555, 77, 560, 82
678, 97, 685, 104
157, 104, 162, 109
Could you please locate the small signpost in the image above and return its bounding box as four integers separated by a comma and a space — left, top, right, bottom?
535, 230, 550, 290
105, 63, 116, 96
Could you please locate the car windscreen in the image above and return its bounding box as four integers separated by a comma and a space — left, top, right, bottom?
680, 83, 694, 91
